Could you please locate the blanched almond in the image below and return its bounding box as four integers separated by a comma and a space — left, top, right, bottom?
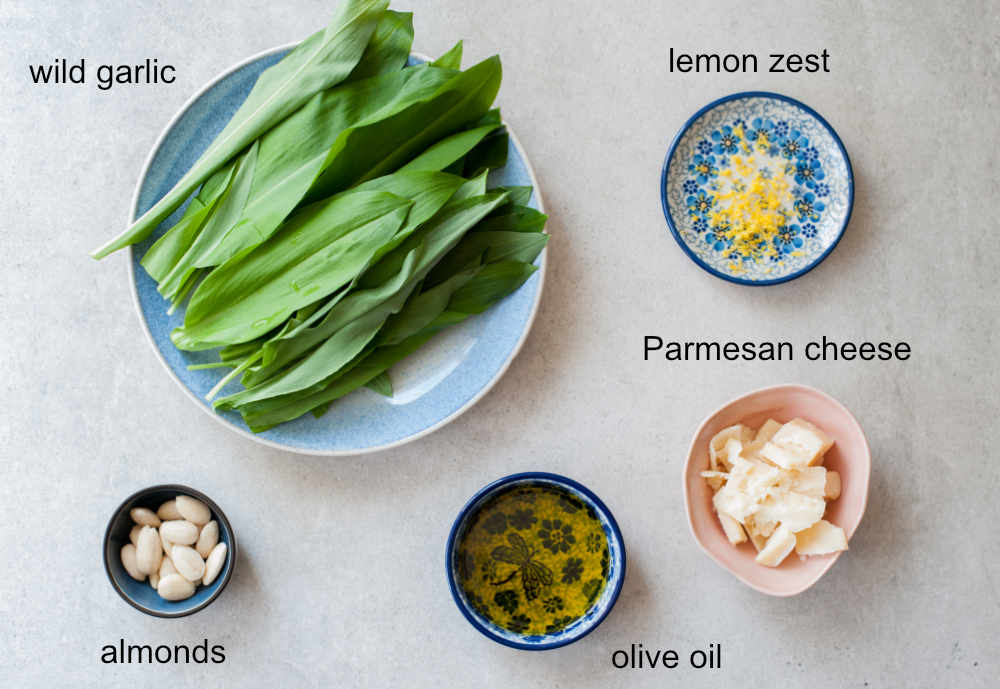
149, 572, 160, 590
157, 574, 195, 601
171, 545, 206, 582
159, 556, 178, 578
120, 544, 145, 581
196, 521, 219, 558
160, 520, 199, 545
157, 499, 183, 521
129, 507, 161, 527
176, 496, 211, 526
136, 526, 163, 575
129, 525, 142, 546
160, 530, 174, 557
203, 543, 227, 587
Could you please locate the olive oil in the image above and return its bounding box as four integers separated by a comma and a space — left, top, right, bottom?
454, 483, 610, 636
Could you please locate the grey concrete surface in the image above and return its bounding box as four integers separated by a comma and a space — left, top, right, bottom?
1, 0, 997, 686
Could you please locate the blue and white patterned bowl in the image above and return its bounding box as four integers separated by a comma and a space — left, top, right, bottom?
128, 47, 546, 455
661, 92, 853, 285
446, 473, 626, 650
103, 485, 236, 617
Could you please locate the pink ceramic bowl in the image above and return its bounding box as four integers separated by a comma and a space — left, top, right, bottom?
683, 384, 870, 596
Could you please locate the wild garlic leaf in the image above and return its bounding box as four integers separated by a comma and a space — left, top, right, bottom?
159, 65, 460, 301
301, 55, 503, 204
399, 123, 501, 173
364, 371, 394, 397
241, 332, 436, 432
347, 10, 414, 81
156, 140, 261, 301
446, 260, 539, 315
228, 170, 466, 385
376, 265, 481, 346
220, 191, 509, 403
463, 128, 509, 176
237, 258, 538, 431
431, 41, 463, 70
172, 191, 412, 350
476, 204, 548, 233
91, 0, 388, 258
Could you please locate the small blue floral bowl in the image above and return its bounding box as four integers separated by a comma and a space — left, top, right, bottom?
446, 472, 626, 650
661, 92, 853, 285
103, 484, 237, 618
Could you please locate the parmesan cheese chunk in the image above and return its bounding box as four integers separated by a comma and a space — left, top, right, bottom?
745, 514, 777, 539
759, 441, 809, 469
739, 439, 774, 465
755, 492, 827, 533
794, 520, 848, 555
744, 516, 777, 553
712, 458, 781, 522
700, 470, 728, 492
713, 483, 759, 523
722, 438, 744, 469
785, 466, 828, 498
710, 425, 755, 470
718, 512, 747, 545
754, 419, 782, 444
769, 418, 834, 466
755, 525, 796, 567
702, 417, 849, 568
824, 471, 842, 500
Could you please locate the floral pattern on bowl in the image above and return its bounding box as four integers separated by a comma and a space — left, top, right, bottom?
662, 92, 853, 285
446, 473, 626, 650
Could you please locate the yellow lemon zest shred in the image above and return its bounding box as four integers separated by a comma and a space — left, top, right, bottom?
710, 163, 794, 261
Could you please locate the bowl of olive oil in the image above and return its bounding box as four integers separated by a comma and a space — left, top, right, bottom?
447, 472, 626, 650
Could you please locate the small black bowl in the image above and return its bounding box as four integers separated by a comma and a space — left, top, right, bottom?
103, 484, 236, 617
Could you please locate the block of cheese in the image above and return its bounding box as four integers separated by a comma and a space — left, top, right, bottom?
824, 471, 842, 500
754, 418, 782, 444
700, 470, 728, 492
745, 514, 777, 539
768, 418, 834, 467
723, 438, 744, 467
744, 515, 777, 559
794, 520, 848, 555
729, 457, 781, 496
713, 480, 758, 523
786, 466, 828, 498
712, 457, 781, 522
717, 512, 747, 545
754, 492, 827, 533
709, 425, 754, 470
701, 417, 848, 570
755, 524, 796, 567
739, 439, 774, 466
758, 441, 807, 469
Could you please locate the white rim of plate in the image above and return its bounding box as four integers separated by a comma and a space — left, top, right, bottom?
127, 43, 548, 457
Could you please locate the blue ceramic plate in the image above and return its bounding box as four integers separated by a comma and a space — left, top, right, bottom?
104, 485, 236, 618
661, 92, 853, 285
446, 473, 626, 650
129, 47, 546, 455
